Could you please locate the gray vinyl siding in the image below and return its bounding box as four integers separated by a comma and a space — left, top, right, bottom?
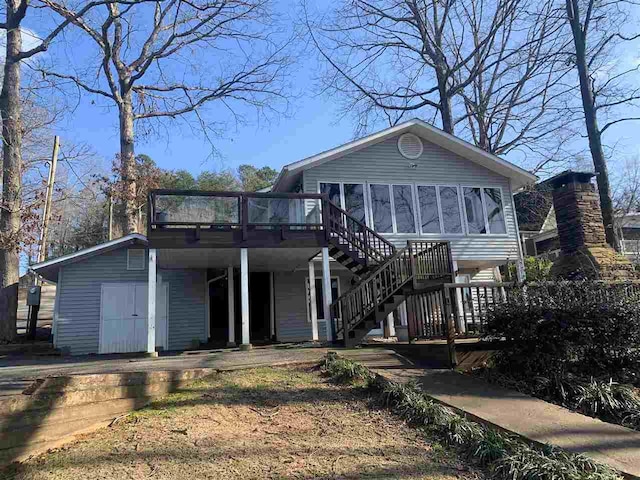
274, 268, 354, 342
55, 247, 206, 355
303, 135, 521, 262
161, 269, 207, 350
55, 248, 148, 355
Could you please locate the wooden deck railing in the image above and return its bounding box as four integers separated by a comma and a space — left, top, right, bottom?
332, 247, 413, 339
408, 240, 454, 285
331, 241, 453, 341
326, 201, 396, 265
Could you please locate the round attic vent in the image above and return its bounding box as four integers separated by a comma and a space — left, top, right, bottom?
398, 133, 423, 159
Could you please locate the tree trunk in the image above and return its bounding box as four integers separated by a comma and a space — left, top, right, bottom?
436, 68, 454, 135
119, 92, 138, 235
567, 0, 621, 251
0, 0, 24, 342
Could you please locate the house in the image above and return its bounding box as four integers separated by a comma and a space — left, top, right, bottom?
31, 119, 536, 355
514, 177, 640, 264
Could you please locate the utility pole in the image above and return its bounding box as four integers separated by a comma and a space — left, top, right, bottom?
38, 136, 60, 263
29, 136, 59, 340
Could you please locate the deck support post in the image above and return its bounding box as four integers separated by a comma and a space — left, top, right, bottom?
385, 313, 396, 338
308, 261, 319, 341
399, 302, 408, 326
321, 247, 333, 342
227, 266, 236, 347
240, 248, 251, 350
146, 248, 157, 356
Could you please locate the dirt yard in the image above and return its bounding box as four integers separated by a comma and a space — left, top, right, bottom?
3, 367, 483, 479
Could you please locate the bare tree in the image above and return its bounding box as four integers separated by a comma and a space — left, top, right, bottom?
564, 0, 640, 251
0, 0, 113, 342
42, 0, 292, 235
455, 1, 577, 172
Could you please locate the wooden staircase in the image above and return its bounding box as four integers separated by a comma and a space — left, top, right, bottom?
325, 201, 454, 346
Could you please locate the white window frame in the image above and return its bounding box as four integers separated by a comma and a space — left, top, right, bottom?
461, 185, 508, 236
415, 184, 466, 236
305, 275, 341, 322
367, 183, 419, 235
317, 181, 370, 227
127, 249, 146, 271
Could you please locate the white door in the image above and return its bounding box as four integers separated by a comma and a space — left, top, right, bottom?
100, 283, 168, 354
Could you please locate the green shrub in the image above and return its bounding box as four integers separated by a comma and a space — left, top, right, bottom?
484, 281, 640, 380
323, 355, 622, 480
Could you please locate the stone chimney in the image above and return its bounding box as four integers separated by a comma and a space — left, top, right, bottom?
549, 171, 636, 279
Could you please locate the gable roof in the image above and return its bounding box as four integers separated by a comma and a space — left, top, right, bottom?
31, 234, 148, 282
272, 118, 537, 192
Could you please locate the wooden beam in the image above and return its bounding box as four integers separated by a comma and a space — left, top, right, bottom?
227, 266, 236, 347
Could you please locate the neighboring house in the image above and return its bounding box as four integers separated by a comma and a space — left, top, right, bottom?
514, 179, 640, 263
32, 119, 535, 355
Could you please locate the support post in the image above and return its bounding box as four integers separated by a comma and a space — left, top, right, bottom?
385, 312, 396, 338
227, 266, 235, 347
443, 286, 457, 368
399, 302, 408, 326
308, 261, 319, 341
240, 248, 251, 349
147, 248, 157, 355
321, 247, 333, 342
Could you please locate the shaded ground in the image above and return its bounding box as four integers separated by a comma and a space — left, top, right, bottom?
2, 367, 482, 480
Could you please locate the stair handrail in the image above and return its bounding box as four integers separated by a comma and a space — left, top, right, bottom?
331, 240, 455, 342
331, 246, 413, 338
326, 200, 396, 264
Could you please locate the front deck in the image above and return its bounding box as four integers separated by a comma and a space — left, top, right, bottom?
147, 190, 330, 249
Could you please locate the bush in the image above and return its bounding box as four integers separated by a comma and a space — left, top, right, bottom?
484, 281, 640, 381
323, 355, 622, 480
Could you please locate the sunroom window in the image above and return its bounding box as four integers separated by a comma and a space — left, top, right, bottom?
417, 186, 440, 234
320, 182, 367, 229
439, 186, 463, 234
368, 184, 416, 234
462, 186, 507, 234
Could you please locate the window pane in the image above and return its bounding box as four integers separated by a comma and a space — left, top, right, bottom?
369, 184, 393, 233
393, 185, 416, 233
484, 188, 506, 234
417, 186, 440, 233
464, 187, 486, 234
320, 182, 341, 208
439, 187, 463, 234
344, 184, 366, 227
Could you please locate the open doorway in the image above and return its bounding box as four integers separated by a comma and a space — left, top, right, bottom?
208, 270, 273, 346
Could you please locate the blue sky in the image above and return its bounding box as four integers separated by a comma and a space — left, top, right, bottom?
24, 0, 640, 182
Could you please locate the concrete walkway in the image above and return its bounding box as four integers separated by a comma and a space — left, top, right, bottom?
348, 350, 640, 479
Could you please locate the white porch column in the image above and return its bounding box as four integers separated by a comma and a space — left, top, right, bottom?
321, 247, 333, 342
227, 266, 235, 347
308, 261, 319, 341
240, 248, 251, 349
386, 312, 396, 338
146, 248, 157, 355
399, 302, 408, 327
